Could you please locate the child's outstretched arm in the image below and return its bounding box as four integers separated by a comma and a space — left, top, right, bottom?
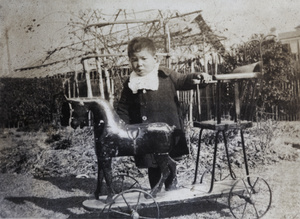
166, 67, 211, 90
191, 72, 212, 85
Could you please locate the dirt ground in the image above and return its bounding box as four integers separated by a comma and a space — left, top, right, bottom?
0, 121, 300, 218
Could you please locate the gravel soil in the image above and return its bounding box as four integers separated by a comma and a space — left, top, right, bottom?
0, 121, 300, 218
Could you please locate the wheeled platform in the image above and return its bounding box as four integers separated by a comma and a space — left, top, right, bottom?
83, 175, 271, 219
83, 179, 235, 211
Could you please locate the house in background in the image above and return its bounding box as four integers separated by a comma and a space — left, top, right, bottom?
278, 25, 300, 63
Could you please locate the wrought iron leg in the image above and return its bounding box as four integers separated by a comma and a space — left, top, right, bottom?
208, 130, 220, 193
222, 130, 236, 179
193, 128, 203, 184
240, 129, 251, 186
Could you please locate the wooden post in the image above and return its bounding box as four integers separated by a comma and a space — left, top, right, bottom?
212, 54, 218, 121
104, 67, 113, 105
234, 81, 240, 122
214, 53, 218, 76
95, 58, 105, 99
189, 60, 195, 124
217, 81, 221, 124
71, 74, 76, 98
82, 59, 93, 98
111, 69, 115, 104
196, 84, 201, 121
74, 71, 80, 97
165, 22, 171, 68
204, 53, 212, 120
85, 71, 93, 98
68, 102, 73, 127
67, 78, 71, 98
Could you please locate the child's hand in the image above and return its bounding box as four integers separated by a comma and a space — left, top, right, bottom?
192, 73, 212, 84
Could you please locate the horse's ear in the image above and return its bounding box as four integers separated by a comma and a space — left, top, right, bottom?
78, 100, 84, 106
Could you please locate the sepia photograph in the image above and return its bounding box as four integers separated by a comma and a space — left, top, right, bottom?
0, 0, 300, 218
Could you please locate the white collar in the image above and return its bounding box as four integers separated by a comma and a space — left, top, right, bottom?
128, 64, 159, 94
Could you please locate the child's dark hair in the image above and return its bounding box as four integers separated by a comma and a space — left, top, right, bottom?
127, 37, 156, 58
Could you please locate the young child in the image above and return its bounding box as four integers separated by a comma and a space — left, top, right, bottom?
117, 37, 209, 190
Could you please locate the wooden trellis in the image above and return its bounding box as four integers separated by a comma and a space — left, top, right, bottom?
62, 10, 225, 124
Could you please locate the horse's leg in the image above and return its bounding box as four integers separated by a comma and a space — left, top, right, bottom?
149, 154, 170, 198
102, 158, 114, 203
165, 157, 178, 191
94, 160, 104, 200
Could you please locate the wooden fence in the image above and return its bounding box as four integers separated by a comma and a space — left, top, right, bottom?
2, 59, 298, 129
272, 79, 300, 121
177, 75, 300, 123
59, 56, 300, 126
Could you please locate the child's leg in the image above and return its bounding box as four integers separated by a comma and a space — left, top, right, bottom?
148, 163, 177, 190
148, 167, 161, 189
164, 158, 177, 190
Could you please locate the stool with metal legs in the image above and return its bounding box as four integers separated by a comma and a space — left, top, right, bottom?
192, 62, 261, 193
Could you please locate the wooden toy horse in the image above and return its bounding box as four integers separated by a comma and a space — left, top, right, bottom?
69, 98, 177, 202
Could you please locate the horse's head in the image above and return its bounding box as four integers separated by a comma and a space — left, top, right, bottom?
67, 98, 122, 130
70, 102, 89, 129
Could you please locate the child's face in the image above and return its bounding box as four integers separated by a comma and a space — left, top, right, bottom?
129, 49, 157, 76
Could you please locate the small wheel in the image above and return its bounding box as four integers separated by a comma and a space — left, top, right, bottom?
228, 175, 272, 219
111, 174, 141, 195
108, 189, 160, 218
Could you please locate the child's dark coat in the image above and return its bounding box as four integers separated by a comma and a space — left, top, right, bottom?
117, 66, 203, 167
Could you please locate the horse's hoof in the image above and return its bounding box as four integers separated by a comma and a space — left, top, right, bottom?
165, 180, 178, 191
165, 184, 177, 191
